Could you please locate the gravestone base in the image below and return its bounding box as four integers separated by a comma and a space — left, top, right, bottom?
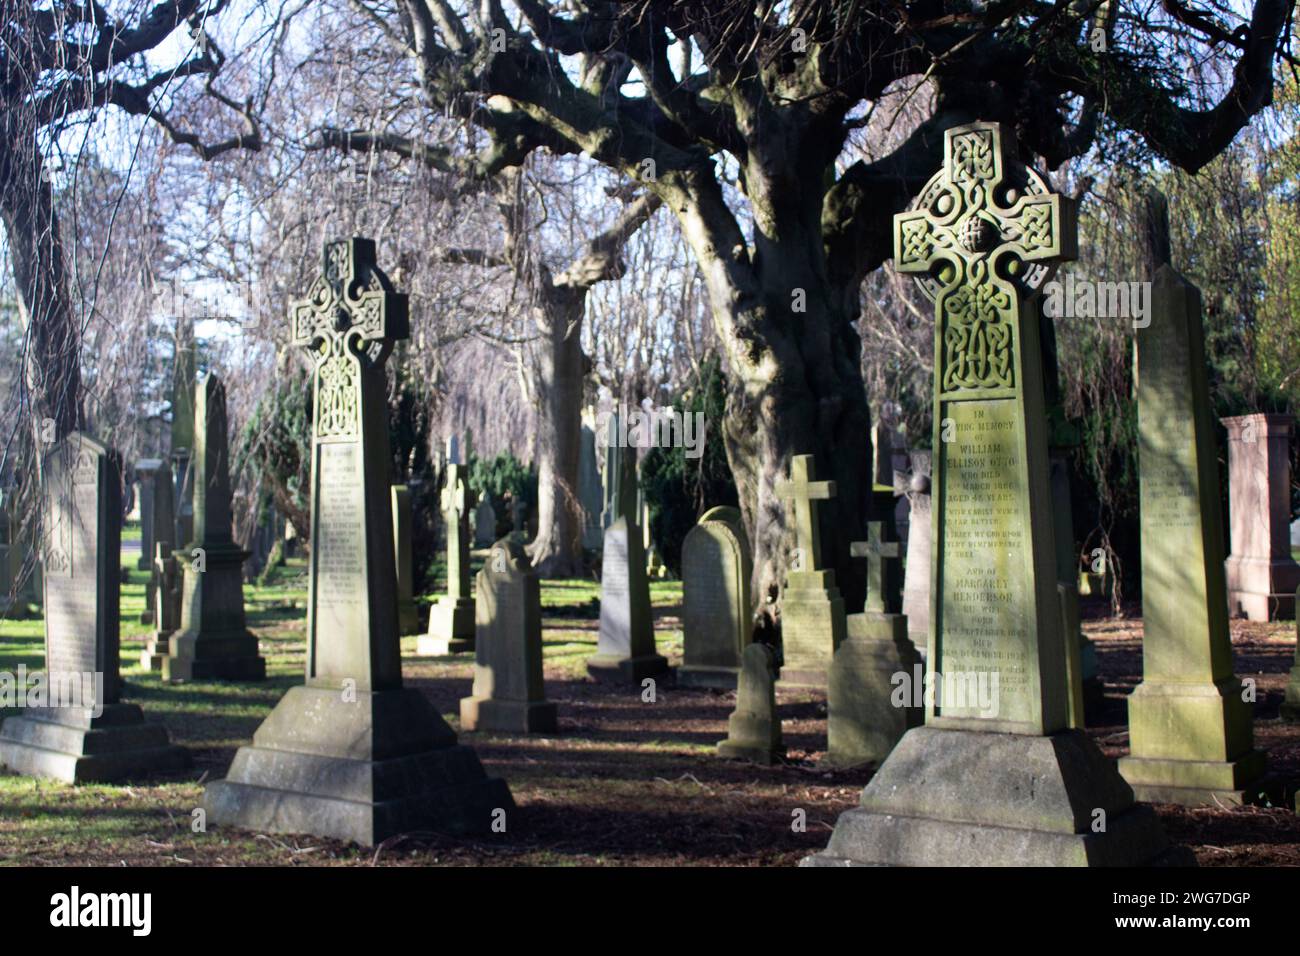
1225, 556, 1300, 621
419, 597, 475, 654
825, 613, 923, 769
778, 571, 845, 690
0, 704, 190, 784
677, 665, 740, 690
204, 685, 513, 846
1119, 678, 1266, 807
460, 696, 557, 734
140, 635, 171, 672
801, 727, 1194, 867
717, 735, 785, 765
586, 652, 669, 684
164, 629, 266, 683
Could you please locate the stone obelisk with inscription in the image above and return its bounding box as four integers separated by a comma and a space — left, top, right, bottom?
806, 123, 1186, 866
1118, 194, 1265, 806
0, 433, 188, 782
204, 238, 512, 845
165, 373, 266, 682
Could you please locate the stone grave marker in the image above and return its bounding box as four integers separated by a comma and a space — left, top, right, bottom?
135, 458, 163, 571
679, 506, 752, 689
473, 495, 497, 548
460, 538, 557, 733
204, 237, 512, 845
171, 320, 197, 553
717, 642, 784, 764
420, 454, 475, 654
588, 514, 667, 682
0, 432, 188, 782
164, 373, 266, 682
391, 484, 419, 634
775, 454, 845, 688
1118, 211, 1266, 806
578, 418, 604, 549
807, 122, 1186, 866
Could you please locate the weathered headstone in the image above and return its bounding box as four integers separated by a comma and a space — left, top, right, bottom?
473, 495, 497, 548
588, 515, 668, 682
135, 458, 163, 571
1118, 235, 1265, 806
578, 418, 604, 549
420, 454, 475, 654
138, 460, 173, 626
205, 238, 512, 845
171, 319, 197, 554
1222, 413, 1300, 620
460, 538, 557, 733
828, 522, 923, 767
716, 643, 783, 764
142, 539, 182, 670
0, 433, 188, 782
391, 484, 418, 634
775, 455, 845, 688
164, 373, 266, 682
807, 122, 1186, 866
680, 506, 752, 688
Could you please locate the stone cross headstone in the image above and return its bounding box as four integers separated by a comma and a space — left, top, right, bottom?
828, 521, 922, 768
164, 373, 266, 682
473, 495, 497, 548
588, 514, 667, 682
135, 458, 163, 571
1118, 226, 1265, 806
420, 461, 475, 654
680, 506, 753, 689
808, 122, 1185, 866
1222, 413, 1300, 621
460, 538, 557, 732
716, 643, 784, 764
205, 237, 511, 845
775, 454, 845, 688
391, 484, 418, 634
0, 433, 188, 782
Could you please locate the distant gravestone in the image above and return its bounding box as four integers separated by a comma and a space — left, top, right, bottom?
578, 420, 603, 549
1118, 242, 1266, 806
473, 495, 497, 548
828, 522, 923, 768
588, 515, 667, 682
143, 539, 181, 670
1222, 413, 1300, 620
391, 485, 418, 634
460, 538, 557, 733
139, 461, 173, 627
164, 373, 266, 682
775, 455, 845, 688
680, 506, 752, 689
171, 322, 197, 554
717, 643, 783, 764
0, 433, 188, 782
808, 122, 1184, 866
900, 451, 932, 651
420, 459, 475, 654
135, 458, 163, 571
205, 237, 511, 845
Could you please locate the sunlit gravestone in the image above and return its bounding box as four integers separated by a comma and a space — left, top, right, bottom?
0, 433, 188, 782
680, 506, 753, 689
806, 122, 1186, 866
420, 449, 475, 654
205, 239, 512, 844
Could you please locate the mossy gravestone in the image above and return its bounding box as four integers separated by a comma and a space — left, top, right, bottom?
164, 373, 266, 682
1117, 248, 1265, 806
680, 506, 752, 689
0, 433, 188, 783
826, 522, 922, 768
717, 642, 783, 764
776, 455, 846, 688
205, 238, 512, 845
807, 122, 1187, 866
460, 538, 557, 733
391, 484, 418, 635
420, 460, 475, 654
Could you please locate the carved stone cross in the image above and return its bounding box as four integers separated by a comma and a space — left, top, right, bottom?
850, 521, 902, 615
776, 454, 836, 571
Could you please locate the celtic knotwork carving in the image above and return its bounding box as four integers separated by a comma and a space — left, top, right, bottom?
289, 238, 409, 441
892, 122, 1077, 396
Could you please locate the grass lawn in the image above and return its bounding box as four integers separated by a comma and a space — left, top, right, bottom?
0, 555, 1298, 866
